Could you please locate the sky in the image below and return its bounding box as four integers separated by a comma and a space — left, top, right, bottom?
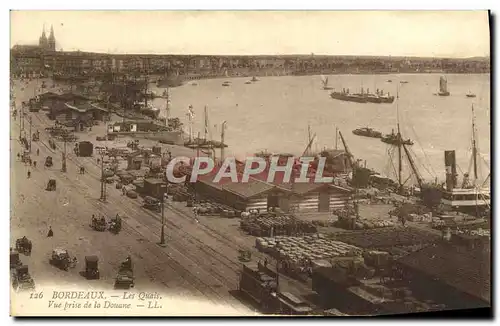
10, 10, 490, 58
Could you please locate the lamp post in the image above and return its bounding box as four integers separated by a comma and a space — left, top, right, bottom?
28, 116, 32, 153
98, 148, 107, 202
60, 134, 68, 173
158, 184, 167, 247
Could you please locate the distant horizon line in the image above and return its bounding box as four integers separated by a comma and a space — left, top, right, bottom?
10, 45, 490, 60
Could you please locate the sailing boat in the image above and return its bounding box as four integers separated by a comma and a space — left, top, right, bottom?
321, 75, 333, 90
437, 76, 450, 96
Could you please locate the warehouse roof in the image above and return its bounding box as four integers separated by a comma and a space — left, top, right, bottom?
397, 242, 491, 303
223, 178, 276, 199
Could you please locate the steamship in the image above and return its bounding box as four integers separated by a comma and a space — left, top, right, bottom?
440, 106, 490, 214
330, 87, 395, 104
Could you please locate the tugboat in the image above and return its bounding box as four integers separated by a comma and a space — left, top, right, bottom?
387, 79, 392, 83
245, 81, 252, 84
437, 76, 450, 96
222, 81, 231, 87
352, 127, 383, 139
466, 91, 476, 98
381, 130, 414, 146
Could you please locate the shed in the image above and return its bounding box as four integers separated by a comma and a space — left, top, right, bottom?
143, 178, 166, 199
396, 242, 491, 309
223, 178, 278, 211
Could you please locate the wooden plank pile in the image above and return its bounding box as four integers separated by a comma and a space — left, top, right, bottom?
255, 235, 363, 264
241, 215, 318, 237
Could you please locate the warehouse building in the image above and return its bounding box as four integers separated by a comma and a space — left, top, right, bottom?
395, 240, 490, 310
193, 169, 353, 213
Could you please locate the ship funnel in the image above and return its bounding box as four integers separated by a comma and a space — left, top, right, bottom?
444, 150, 457, 191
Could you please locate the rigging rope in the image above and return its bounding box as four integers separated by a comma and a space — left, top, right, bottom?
408, 147, 434, 180
408, 122, 437, 177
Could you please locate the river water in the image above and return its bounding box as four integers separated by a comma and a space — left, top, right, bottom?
150, 73, 491, 184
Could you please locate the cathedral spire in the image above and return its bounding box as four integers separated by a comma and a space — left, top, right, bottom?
49, 24, 55, 41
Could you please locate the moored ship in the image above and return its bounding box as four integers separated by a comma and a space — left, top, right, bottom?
381, 131, 414, 146
330, 88, 395, 104
352, 127, 383, 138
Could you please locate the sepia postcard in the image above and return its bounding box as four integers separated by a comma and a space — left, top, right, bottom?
9, 10, 491, 317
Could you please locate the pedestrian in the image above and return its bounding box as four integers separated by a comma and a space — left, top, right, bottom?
37, 148, 39, 156
33, 161, 37, 168
17, 153, 20, 160
29, 159, 32, 166
122, 187, 126, 196
47, 226, 53, 237
27, 170, 31, 178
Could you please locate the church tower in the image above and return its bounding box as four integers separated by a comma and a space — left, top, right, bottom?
48, 25, 56, 51
39, 25, 48, 49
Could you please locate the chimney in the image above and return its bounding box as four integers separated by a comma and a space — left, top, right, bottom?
444, 150, 457, 191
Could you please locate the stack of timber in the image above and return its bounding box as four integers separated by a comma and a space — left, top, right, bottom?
255, 235, 363, 264
241, 215, 318, 237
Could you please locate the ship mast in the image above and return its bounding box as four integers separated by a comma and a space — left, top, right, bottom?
471, 104, 478, 183
204, 105, 209, 142
165, 87, 171, 126
335, 126, 339, 150
396, 86, 403, 193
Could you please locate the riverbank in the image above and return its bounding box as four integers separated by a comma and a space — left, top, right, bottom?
150, 70, 490, 85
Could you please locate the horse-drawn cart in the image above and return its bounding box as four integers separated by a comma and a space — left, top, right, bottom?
49, 248, 76, 271
46, 179, 56, 191
91, 216, 108, 232
10, 250, 22, 270
109, 215, 122, 234
114, 264, 135, 290
11, 265, 35, 292
84, 256, 100, 280
15, 236, 32, 256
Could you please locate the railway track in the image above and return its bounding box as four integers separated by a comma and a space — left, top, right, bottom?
23, 113, 247, 310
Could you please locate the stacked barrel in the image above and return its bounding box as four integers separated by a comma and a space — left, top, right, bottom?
240, 215, 318, 237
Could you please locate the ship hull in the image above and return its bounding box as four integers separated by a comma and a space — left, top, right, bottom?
352, 129, 382, 138
381, 137, 414, 146
157, 77, 183, 88
330, 93, 367, 103
330, 92, 395, 104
